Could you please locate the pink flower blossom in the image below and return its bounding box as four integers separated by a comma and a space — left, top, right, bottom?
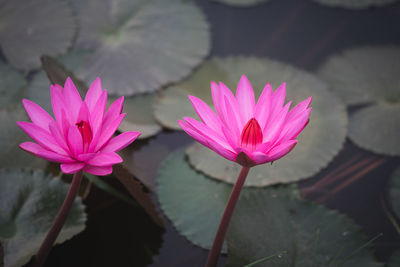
178, 75, 312, 167
17, 77, 140, 175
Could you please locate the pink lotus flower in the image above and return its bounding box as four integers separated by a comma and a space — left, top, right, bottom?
178, 75, 312, 167
17, 77, 140, 175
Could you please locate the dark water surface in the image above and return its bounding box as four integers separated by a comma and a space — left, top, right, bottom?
40, 0, 400, 266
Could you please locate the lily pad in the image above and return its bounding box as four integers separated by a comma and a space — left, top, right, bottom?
226, 187, 383, 267
157, 149, 230, 252
311, 0, 398, 9
75, 0, 210, 95
0, 60, 26, 110
0, 169, 86, 267
348, 104, 400, 156
110, 94, 161, 139
158, 149, 381, 266
154, 57, 347, 186
318, 46, 400, 156
0, 109, 46, 169
388, 250, 400, 267
213, 0, 270, 7
0, 0, 76, 70
389, 167, 400, 218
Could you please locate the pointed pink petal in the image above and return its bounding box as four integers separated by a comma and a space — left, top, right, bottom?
254, 83, 272, 129
255, 141, 272, 153
86, 152, 123, 166
63, 78, 82, 121
286, 96, 312, 122
19, 142, 74, 163
101, 131, 141, 153
103, 96, 124, 131
188, 95, 221, 133
77, 153, 97, 162
263, 101, 291, 143
221, 96, 241, 144
76, 102, 90, 123
219, 82, 243, 127
22, 99, 54, 131
89, 90, 107, 136
269, 82, 286, 120
67, 125, 83, 157
183, 117, 232, 150
95, 113, 126, 151
49, 121, 69, 153
83, 165, 113, 176
236, 75, 255, 123
61, 162, 85, 174
17, 121, 68, 155
85, 77, 103, 112
178, 120, 236, 161
51, 84, 67, 125
267, 140, 298, 161
276, 108, 311, 144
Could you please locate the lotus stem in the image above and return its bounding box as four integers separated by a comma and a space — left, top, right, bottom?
205, 166, 251, 267
32, 170, 83, 267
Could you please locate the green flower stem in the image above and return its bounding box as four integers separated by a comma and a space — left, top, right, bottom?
205, 166, 251, 267
32, 170, 83, 267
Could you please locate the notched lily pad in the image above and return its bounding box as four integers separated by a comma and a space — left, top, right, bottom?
0, 60, 26, 110
0, 109, 46, 169
319, 46, 400, 156
0, 169, 86, 267
157, 149, 230, 252
156, 57, 347, 186
0, 0, 76, 70
75, 0, 210, 95
226, 186, 383, 267
213, 0, 270, 7
311, 0, 399, 9
110, 94, 161, 139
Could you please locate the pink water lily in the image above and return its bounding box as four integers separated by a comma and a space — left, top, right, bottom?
17, 77, 140, 175
178, 75, 312, 167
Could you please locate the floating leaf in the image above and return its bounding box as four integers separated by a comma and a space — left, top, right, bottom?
110, 94, 161, 139
154, 57, 347, 186
75, 0, 210, 95
318, 46, 400, 156
348, 104, 400, 156
226, 187, 382, 267
0, 0, 76, 70
388, 250, 400, 267
311, 0, 398, 9
0, 169, 86, 267
0, 60, 26, 110
0, 109, 46, 169
213, 0, 270, 7
157, 149, 230, 252
389, 167, 400, 218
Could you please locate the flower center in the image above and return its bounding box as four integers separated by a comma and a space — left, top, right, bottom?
76, 120, 93, 145
240, 118, 263, 151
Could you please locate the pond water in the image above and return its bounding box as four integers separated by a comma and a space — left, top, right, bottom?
1, 0, 400, 266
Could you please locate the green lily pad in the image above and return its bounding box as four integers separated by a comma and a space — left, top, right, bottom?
226, 187, 383, 267
158, 149, 381, 266
348, 104, 400, 156
318, 46, 400, 106
389, 167, 400, 218
0, 169, 86, 267
154, 57, 347, 186
0, 0, 76, 70
0, 60, 26, 110
318, 46, 400, 156
311, 0, 398, 9
213, 0, 270, 7
110, 94, 161, 139
157, 149, 230, 252
388, 250, 400, 267
0, 109, 46, 169
75, 0, 210, 95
